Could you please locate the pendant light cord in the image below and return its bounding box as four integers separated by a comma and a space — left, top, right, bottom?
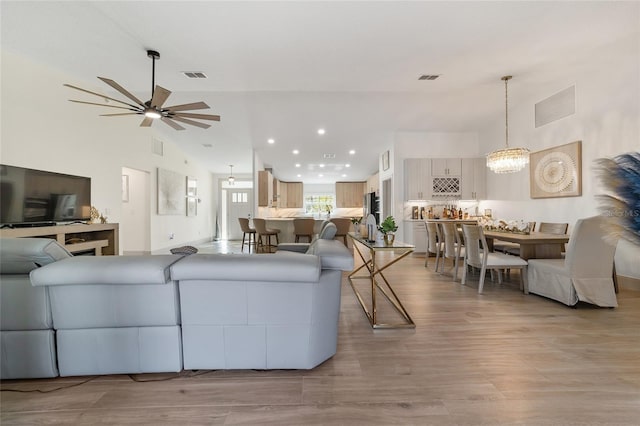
504, 76, 510, 149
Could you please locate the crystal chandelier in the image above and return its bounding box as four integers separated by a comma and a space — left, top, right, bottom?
228, 165, 235, 185
486, 76, 530, 173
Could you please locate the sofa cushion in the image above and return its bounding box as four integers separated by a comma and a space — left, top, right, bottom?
305, 239, 354, 271
0, 238, 71, 274
171, 253, 320, 283
30, 255, 181, 286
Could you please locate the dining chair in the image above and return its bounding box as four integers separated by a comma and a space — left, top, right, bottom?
252, 218, 281, 253
238, 218, 257, 253
439, 221, 466, 281
461, 224, 528, 294
424, 222, 442, 271
527, 216, 618, 307
293, 218, 315, 243
330, 218, 351, 246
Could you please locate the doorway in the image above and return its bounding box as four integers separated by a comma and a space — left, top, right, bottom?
221, 180, 253, 240
121, 167, 151, 254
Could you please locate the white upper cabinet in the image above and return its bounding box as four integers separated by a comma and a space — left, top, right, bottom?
431, 158, 462, 176
461, 158, 487, 200
404, 159, 431, 200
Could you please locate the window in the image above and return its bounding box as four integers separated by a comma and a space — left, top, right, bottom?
231, 192, 248, 203
304, 194, 335, 215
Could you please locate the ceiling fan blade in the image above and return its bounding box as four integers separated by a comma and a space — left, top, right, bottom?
173, 112, 221, 121
101, 113, 142, 116
64, 84, 141, 109
140, 117, 154, 127
164, 101, 210, 112
161, 117, 186, 131
170, 115, 211, 129
69, 99, 140, 112
150, 85, 171, 109
98, 77, 145, 107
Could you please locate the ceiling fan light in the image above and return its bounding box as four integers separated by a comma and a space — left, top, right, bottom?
144, 108, 161, 119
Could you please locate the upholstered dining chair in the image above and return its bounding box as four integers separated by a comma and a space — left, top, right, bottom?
293, 218, 315, 243
238, 218, 257, 253
527, 216, 618, 307
461, 224, 528, 294
330, 218, 351, 246
424, 222, 442, 271
439, 221, 466, 281
252, 218, 281, 253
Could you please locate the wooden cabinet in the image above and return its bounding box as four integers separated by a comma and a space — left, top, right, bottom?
404, 159, 431, 200
431, 158, 462, 176
336, 182, 366, 208
258, 170, 273, 207
461, 158, 487, 200
285, 182, 303, 208
273, 178, 280, 206
0, 223, 119, 255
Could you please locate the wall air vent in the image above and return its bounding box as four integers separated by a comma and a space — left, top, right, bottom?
418, 74, 440, 80
202, 143, 213, 148
182, 72, 208, 79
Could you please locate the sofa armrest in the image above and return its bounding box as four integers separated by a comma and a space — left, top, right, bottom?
1, 238, 71, 274
305, 239, 354, 271
30, 255, 180, 286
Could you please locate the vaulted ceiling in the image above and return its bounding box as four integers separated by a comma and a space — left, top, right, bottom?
2, 1, 637, 182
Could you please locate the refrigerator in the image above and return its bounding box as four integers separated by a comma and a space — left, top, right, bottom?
363, 192, 379, 224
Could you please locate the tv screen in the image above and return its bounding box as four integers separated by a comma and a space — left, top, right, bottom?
0, 164, 91, 225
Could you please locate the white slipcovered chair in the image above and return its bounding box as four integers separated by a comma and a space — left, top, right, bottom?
461, 224, 529, 294
424, 221, 442, 271
527, 216, 618, 307
438, 221, 466, 281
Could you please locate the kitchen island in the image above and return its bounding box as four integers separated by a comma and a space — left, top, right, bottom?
258, 217, 353, 243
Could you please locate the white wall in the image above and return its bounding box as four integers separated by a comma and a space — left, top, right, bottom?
1, 51, 214, 252
476, 34, 640, 279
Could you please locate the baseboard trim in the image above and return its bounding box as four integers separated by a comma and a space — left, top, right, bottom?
617, 275, 640, 291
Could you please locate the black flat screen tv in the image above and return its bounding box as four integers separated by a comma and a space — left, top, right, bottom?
0, 164, 91, 226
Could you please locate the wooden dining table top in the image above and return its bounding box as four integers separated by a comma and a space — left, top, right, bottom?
482, 230, 570, 245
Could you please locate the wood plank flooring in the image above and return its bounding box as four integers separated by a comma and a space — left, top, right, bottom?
2, 243, 640, 425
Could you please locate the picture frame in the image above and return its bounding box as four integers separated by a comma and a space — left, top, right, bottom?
157, 168, 186, 215
382, 150, 390, 171
186, 176, 198, 216
530, 141, 582, 199
121, 175, 129, 202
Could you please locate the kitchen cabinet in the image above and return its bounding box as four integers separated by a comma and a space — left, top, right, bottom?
461, 158, 487, 200
366, 172, 380, 195
277, 181, 303, 208
336, 182, 366, 207
403, 220, 427, 254
404, 159, 431, 200
431, 158, 462, 176
258, 170, 273, 207
273, 178, 281, 206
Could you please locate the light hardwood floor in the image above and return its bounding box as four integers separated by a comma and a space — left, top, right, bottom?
2, 242, 639, 425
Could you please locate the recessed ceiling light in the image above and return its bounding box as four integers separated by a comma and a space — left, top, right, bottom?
319, 164, 325, 168
267, 138, 275, 144
349, 150, 356, 155
317, 128, 325, 135
318, 174, 324, 177
297, 174, 302, 178
345, 164, 351, 168
292, 149, 299, 155
295, 163, 301, 168
342, 174, 347, 177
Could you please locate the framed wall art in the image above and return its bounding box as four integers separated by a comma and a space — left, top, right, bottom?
157, 168, 186, 215
186, 176, 198, 216
382, 150, 390, 171
530, 141, 582, 199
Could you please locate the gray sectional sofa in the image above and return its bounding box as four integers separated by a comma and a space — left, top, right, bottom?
1, 237, 353, 378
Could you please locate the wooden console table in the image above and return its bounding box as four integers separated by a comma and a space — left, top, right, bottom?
0, 223, 119, 255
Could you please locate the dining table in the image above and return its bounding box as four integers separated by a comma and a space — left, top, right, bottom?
482, 230, 570, 260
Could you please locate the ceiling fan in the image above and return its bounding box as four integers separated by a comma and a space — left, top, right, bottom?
64, 50, 220, 130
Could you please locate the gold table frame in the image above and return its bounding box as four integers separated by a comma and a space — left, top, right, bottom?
347, 232, 415, 329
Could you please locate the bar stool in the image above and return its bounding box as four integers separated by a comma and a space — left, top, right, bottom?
252, 218, 281, 253
238, 218, 257, 253
293, 218, 315, 243
330, 218, 351, 246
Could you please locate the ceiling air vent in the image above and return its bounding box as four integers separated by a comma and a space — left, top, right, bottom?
323, 154, 336, 159
182, 72, 208, 79
418, 74, 440, 81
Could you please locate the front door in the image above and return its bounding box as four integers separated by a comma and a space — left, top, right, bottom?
226, 188, 252, 240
